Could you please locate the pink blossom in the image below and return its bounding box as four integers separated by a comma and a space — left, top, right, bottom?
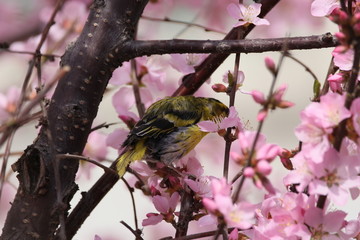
0, 86, 21, 124
129, 161, 161, 191
170, 54, 207, 75
112, 86, 151, 120
203, 179, 256, 229
283, 152, 315, 193
222, 70, 245, 88
229, 228, 239, 240
232, 131, 280, 193
235, 131, 281, 163
327, 73, 344, 92
313, 92, 351, 127
339, 216, 360, 239
106, 128, 129, 152
109, 62, 132, 86
184, 176, 212, 198
197, 106, 242, 132
243, 167, 255, 178
176, 156, 204, 178
305, 206, 349, 237
250, 193, 311, 239
295, 92, 351, 162
311, 0, 340, 17
83, 131, 108, 161
142, 192, 180, 226
78, 131, 109, 179
272, 84, 294, 109
40, 1, 88, 42
210, 178, 232, 197
256, 160, 272, 175
308, 147, 360, 206
332, 48, 354, 71
136, 56, 168, 91
227, 3, 270, 27
251, 84, 293, 121
350, 98, 360, 136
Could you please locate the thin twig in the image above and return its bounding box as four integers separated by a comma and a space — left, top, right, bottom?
56, 154, 118, 175
232, 46, 288, 203
141, 16, 226, 35
120, 220, 144, 240
121, 177, 140, 231
285, 53, 318, 83
0, 49, 61, 59
90, 122, 118, 132
130, 59, 145, 117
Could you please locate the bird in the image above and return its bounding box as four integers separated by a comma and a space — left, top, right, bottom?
116, 95, 229, 177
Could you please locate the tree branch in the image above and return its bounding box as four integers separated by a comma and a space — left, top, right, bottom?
123, 33, 337, 57
1, 0, 149, 239
171, 0, 280, 96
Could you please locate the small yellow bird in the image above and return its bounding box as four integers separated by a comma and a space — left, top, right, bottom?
116, 96, 229, 177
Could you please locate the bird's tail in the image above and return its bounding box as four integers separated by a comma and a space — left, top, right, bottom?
116, 141, 146, 177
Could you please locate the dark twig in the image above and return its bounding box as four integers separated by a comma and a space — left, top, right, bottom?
120, 220, 144, 240
232, 47, 288, 203
141, 16, 226, 35
57, 154, 118, 175
121, 177, 140, 231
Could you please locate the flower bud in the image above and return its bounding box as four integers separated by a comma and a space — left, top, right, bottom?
212, 83, 227, 93
243, 167, 255, 178
264, 56, 276, 74
256, 160, 272, 175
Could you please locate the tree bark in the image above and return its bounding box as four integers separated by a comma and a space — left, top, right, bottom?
1, 0, 148, 239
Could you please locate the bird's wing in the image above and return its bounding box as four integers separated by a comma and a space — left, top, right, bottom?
123, 100, 203, 147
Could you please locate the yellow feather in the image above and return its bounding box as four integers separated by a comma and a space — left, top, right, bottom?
116, 140, 146, 177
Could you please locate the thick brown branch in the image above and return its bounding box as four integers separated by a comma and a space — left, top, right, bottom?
1, 0, 148, 239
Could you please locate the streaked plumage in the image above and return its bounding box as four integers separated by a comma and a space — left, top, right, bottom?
116, 96, 229, 177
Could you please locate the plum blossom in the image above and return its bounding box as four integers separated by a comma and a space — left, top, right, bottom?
311, 0, 340, 17
250, 193, 311, 239
142, 192, 180, 226
83, 131, 108, 161
112, 86, 152, 120
184, 176, 212, 198
327, 72, 344, 92
308, 147, 360, 206
197, 106, 242, 132
0, 86, 21, 124
202, 178, 256, 229
231, 131, 281, 193
332, 48, 354, 71
40, 1, 88, 41
295, 92, 351, 162
305, 198, 360, 238
170, 54, 207, 75
78, 131, 108, 179
227, 3, 270, 27
136, 56, 168, 91
251, 84, 294, 121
